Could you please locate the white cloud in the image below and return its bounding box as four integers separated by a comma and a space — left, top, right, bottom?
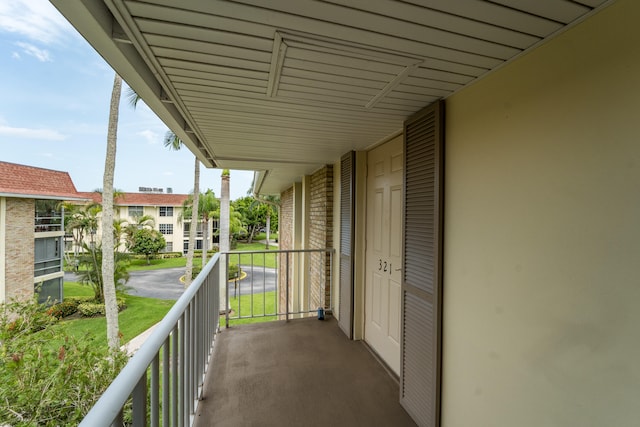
0, 125, 65, 141
11, 51, 20, 59
163, 171, 175, 176
137, 129, 159, 145
15, 41, 51, 62
0, 0, 76, 45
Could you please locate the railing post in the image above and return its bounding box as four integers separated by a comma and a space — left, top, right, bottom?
285, 252, 290, 321
132, 374, 147, 427
225, 254, 230, 328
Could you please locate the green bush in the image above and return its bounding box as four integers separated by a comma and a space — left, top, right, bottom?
228, 263, 241, 280
46, 300, 80, 319
77, 298, 127, 317
191, 265, 202, 279
1, 298, 56, 338
0, 297, 128, 426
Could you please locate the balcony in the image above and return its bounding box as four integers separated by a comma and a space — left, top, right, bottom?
79, 250, 416, 426
193, 318, 416, 427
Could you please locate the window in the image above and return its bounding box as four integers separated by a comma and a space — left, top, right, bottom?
159, 206, 173, 217
128, 206, 144, 217
183, 239, 202, 254
34, 237, 62, 277
35, 199, 62, 232
36, 277, 63, 304
162, 242, 173, 252
159, 224, 173, 235
183, 222, 203, 237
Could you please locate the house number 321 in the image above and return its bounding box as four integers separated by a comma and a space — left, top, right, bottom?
378, 259, 392, 274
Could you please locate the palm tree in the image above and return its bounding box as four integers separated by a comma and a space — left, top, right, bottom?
220, 170, 230, 254
102, 73, 122, 351
180, 189, 219, 266
123, 214, 155, 250
164, 130, 200, 287
251, 195, 280, 249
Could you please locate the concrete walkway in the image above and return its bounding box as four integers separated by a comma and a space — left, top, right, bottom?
121, 322, 159, 356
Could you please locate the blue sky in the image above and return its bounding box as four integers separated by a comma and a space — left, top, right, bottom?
0, 0, 254, 200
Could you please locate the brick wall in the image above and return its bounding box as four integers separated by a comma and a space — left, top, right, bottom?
5, 198, 35, 301
278, 187, 294, 314
308, 166, 333, 310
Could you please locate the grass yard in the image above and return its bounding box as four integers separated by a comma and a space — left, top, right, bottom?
224, 290, 278, 325
227, 242, 278, 269
126, 242, 277, 271
127, 256, 203, 271
54, 282, 174, 350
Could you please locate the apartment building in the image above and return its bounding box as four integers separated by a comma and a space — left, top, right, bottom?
77, 191, 218, 254
0, 161, 84, 303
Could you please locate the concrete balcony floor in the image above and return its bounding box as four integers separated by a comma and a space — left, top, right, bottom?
194, 317, 417, 427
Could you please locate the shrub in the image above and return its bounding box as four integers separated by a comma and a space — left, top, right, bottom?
228, 263, 240, 280
46, 300, 80, 319
191, 265, 202, 279
77, 298, 127, 317
1, 298, 57, 339
0, 298, 128, 426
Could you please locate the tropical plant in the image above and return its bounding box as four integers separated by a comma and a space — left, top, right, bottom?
0, 297, 128, 426
128, 228, 166, 264
123, 214, 155, 249
180, 189, 219, 266
102, 73, 122, 350
59, 201, 101, 260
163, 130, 200, 288
76, 243, 130, 303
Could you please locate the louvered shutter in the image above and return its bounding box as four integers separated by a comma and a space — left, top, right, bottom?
338, 151, 355, 338
401, 101, 444, 426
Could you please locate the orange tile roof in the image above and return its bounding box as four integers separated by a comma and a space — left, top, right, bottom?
0, 161, 84, 200
78, 191, 189, 206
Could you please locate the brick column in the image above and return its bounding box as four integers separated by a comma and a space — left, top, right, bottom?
5, 198, 35, 301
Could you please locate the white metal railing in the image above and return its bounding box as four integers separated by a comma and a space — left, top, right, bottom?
79, 253, 221, 426
223, 249, 334, 327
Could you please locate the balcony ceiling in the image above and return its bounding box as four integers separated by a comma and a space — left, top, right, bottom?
52, 0, 613, 194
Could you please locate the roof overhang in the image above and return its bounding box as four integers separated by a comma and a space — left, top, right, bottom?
51, 0, 615, 195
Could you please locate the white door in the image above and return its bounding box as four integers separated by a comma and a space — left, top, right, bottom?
365, 135, 403, 375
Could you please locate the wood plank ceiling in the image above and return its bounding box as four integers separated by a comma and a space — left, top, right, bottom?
99, 0, 611, 193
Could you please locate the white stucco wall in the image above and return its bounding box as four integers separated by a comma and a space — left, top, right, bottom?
442, 1, 640, 426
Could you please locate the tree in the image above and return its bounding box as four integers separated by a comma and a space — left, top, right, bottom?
232, 196, 262, 243
123, 214, 155, 249
59, 201, 101, 263
219, 170, 230, 254
212, 205, 246, 244
102, 73, 122, 351
254, 195, 279, 249
180, 189, 219, 266
163, 130, 200, 287
77, 243, 130, 302
128, 228, 166, 265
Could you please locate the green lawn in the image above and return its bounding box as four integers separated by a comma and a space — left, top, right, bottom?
228, 242, 278, 269
127, 256, 202, 271
55, 282, 174, 350
224, 290, 278, 325
124, 242, 277, 272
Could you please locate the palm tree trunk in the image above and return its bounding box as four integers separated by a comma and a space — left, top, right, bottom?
184, 158, 199, 287
220, 170, 230, 314
265, 212, 271, 250
220, 171, 230, 253
202, 217, 209, 266
102, 73, 121, 351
